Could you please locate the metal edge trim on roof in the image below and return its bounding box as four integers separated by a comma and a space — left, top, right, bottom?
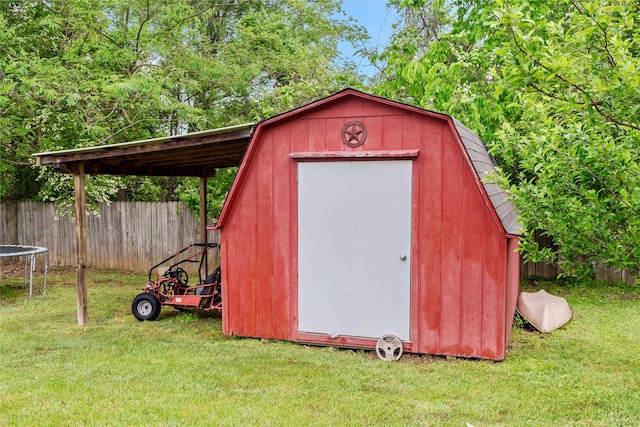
451, 119, 523, 236
32, 122, 256, 158
256, 88, 452, 128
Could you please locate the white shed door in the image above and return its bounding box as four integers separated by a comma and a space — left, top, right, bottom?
297, 160, 412, 341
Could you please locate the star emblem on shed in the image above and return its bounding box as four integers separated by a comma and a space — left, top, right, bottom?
341, 121, 367, 148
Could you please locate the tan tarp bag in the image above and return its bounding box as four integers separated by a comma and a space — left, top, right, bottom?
517, 289, 572, 333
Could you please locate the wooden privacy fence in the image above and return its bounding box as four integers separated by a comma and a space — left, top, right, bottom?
0, 201, 636, 282
518, 230, 638, 284
0, 201, 218, 273
520, 258, 637, 284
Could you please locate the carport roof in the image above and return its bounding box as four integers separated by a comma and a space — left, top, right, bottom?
32, 123, 255, 177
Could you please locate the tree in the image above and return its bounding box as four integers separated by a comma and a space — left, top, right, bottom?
372, 0, 639, 277
0, 0, 367, 217
371, 1, 520, 147
203, 0, 366, 122
491, 0, 640, 275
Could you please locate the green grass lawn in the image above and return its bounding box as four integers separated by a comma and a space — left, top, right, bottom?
1, 267, 639, 426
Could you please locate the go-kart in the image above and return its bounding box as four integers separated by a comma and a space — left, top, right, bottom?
132, 243, 221, 321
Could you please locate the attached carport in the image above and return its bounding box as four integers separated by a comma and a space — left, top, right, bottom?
32, 123, 255, 325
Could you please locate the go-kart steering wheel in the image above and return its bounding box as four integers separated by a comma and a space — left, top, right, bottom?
173, 268, 188, 286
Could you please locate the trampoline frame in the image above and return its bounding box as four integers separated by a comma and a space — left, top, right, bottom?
0, 245, 48, 299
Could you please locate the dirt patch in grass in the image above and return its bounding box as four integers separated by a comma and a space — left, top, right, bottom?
1, 263, 72, 280
0, 262, 29, 279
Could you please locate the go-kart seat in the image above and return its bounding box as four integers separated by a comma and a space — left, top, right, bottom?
203, 267, 221, 284
195, 285, 214, 296
195, 268, 220, 296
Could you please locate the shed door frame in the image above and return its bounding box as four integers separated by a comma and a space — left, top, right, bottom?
296, 159, 417, 341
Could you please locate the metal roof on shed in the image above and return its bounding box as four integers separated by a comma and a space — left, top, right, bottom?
451, 118, 522, 235
33, 123, 255, 177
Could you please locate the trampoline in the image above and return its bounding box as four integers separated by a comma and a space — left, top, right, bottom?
0, 245, 48, 299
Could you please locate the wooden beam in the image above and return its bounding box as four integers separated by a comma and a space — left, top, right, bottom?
37, 131, 252, 164
200, 176, 207, 244
74, 164, 88, 325
49, 144, 246, 176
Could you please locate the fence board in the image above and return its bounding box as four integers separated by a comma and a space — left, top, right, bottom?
0, 201, 215, 273
0, 202, 19, 265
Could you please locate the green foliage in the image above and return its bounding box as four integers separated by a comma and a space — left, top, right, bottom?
373, 0, 640, 277
0, 0, 367, 214
373, 1, 520, 146
174, 168, 238, 222
490, 0, 640, 275
212, 0, 367, 120
119, 176, 176, 202
38, 168, 125, 218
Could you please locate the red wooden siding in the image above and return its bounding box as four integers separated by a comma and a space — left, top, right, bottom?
439, 128, 465, 356
220, 90, 519, 361
417, 120, 444, 355
459, 170, 486, 357
481, 211, 508, 360
505, 237, 521, 346
272, 124, 294, 340
256, 130, 274, 338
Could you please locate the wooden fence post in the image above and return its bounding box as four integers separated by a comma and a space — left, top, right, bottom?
200, 177, 207, 244
74, 164, 88, 325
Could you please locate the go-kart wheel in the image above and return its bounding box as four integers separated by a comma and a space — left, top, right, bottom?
132, 293, 161, 321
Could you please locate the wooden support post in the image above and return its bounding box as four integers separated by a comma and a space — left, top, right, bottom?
74, 164, 88, 325
199, 176, 207, 244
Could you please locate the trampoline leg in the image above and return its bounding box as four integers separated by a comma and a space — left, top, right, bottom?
23, 256, 28, 290
29, 254, 35, 300
43, 252, 48, 295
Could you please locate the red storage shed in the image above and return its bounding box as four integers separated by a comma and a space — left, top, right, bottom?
217, 89, 521, 361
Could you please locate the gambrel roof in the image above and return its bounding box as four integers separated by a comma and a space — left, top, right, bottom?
219, 88, 522, 236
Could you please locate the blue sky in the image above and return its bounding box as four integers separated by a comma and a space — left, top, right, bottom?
339, 0, 398, 77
